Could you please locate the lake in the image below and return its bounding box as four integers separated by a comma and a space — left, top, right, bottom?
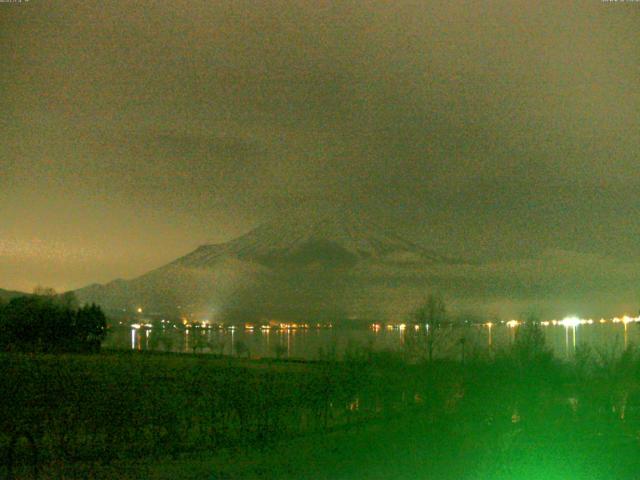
103, 318, 640, 360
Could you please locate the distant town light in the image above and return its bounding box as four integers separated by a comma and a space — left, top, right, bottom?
559, 316, 581, 328
136, 307, 143, 314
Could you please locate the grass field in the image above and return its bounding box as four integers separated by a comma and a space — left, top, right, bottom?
3, 339, 640, 479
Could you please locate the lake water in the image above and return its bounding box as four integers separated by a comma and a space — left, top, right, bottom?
103, 320, 640, 361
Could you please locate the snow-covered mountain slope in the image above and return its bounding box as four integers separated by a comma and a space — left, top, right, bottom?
172, 211, 456, 269
76, 212, 460, 320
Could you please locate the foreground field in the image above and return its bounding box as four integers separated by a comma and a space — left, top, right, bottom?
3, 338, 640, 479
12, 401, 640, 480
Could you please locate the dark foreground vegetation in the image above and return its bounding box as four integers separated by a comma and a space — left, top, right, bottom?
0, 290, 106, 353
3, 321, 640, 479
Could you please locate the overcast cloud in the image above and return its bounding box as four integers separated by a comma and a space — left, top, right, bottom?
1, 1, 639, 315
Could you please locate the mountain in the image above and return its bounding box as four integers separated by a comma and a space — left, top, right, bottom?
76, 212, 460, 321
173, 211, 456, 269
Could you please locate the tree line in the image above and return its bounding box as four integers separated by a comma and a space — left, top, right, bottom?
0, 288, 107, 353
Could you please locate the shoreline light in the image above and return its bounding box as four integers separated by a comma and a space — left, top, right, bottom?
559, 316, 581, 328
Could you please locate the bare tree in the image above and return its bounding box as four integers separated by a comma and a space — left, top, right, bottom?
412, 293, 447, 362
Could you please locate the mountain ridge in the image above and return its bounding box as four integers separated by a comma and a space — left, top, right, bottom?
76, 212, 461, 320
171, 211, 460, 269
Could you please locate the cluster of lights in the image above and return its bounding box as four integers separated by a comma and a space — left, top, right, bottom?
129, 320, 335, 332
469, 315, 640, 330
498, 315, 640, 329
558, 316, 585, 328
130, 323, 152, 330
278, 323, 311, 330
131, 307, 640, 334
545, 315, 640, 327
371, 323, 412, 331
612, 315, 640, 324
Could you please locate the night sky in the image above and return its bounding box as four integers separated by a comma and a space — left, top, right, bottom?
2, 1, 639, 316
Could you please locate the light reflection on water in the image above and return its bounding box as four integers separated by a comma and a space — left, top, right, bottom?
104, 322, 639, 360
